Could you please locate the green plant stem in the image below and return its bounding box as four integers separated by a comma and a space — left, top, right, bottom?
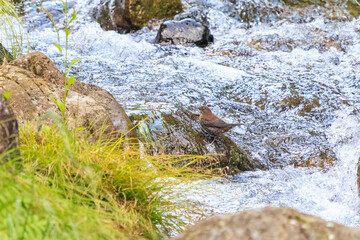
63, 0, 69, 120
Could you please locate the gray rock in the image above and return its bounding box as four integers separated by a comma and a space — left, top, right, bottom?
155, 19, 214, 47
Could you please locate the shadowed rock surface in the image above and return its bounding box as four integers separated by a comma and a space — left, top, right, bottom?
0, 52, 134, 139
172, 206, 360, 240
0, 43, 14, 66
155, 19, 214, 47
0, 96, 19, 160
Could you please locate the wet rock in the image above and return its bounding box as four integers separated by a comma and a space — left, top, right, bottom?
0, 43, 14, 65
282, 0, 360, 20
155, 19, 214, 47
223, 0, 358, 28
0, 96, 19, 161
130, 108, 264, 174
0, 51, 134, 139
172, 206, 360, 240
91, 0, 135, 32
92, 0, 182, 33
229, 0, 284, 25
291, 150, 337, 170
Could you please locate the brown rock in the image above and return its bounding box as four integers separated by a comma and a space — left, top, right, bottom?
0, 96, 19, 160
172, 207, 360, 240
0, 51, 134, 139
92, 0, 182, 32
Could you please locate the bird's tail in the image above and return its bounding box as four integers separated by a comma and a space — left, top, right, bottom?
230, 123, 242, 127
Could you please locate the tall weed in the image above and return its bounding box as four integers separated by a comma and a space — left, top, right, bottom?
0, 0, 29, 59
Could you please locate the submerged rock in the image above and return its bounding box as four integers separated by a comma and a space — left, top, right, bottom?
92, 0, 182, 33
155, 19, 214, 47
0, 96, 19, 161
172, 206, 360, 240
0, 51, 134, 139
130, 108, 264, 174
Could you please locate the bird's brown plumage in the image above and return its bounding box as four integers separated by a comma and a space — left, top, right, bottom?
198, 106, 241, 136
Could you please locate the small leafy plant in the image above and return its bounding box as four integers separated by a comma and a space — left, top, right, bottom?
49, 0, 81, 120
3, 91, 11, 100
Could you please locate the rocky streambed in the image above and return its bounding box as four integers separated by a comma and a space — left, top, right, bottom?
2, 0, 360, 237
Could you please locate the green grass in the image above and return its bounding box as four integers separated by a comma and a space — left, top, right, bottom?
0, 121, 207, 239
0, 0, 29, 59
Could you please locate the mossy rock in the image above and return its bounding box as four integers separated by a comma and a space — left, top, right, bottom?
129, 0, 183, 28
282, 0, 324, 7
93, 0, 182, 32
282, 0, 360, 18
130, 107, 265, 174
346, 0, 360, 18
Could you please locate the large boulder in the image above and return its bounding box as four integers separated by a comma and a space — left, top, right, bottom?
0, 52, 134, 139
92, 0, 182, 33
130, 108, 264, 174
155, 19, 214, 47
0, 96, 19, 160
172, 207, 360, 240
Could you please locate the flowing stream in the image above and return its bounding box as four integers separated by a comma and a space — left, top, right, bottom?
15, 0, 360, 229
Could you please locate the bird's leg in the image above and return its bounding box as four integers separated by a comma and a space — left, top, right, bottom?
210, 135, 217, 144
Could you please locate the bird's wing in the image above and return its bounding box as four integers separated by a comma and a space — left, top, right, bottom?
202, 118, 228, 128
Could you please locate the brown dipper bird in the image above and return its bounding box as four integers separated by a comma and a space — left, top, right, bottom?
198, 106, 242, 136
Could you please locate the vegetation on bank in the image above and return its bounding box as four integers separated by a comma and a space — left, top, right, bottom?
0, 120, 206, 239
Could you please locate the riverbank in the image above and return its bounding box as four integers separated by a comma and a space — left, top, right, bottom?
0, 122, 208, 239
